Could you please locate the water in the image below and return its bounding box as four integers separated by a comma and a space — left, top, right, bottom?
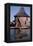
10, 28, 31, 41
10, 28, 16, 41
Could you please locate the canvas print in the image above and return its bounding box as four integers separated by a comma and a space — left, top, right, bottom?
9, 6, 31, 41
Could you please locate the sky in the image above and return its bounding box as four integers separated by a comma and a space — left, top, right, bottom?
10, 6, 30, 22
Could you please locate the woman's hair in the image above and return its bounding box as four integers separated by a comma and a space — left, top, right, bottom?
17, 17, 21, 27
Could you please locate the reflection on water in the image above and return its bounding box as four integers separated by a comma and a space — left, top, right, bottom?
10, 28, 31, 41
10, 29, 16, 41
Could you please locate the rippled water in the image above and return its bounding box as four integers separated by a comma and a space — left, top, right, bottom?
10, 28, 31, 41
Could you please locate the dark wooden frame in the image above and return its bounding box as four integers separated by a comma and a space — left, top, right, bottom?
5, 3, 32, 43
